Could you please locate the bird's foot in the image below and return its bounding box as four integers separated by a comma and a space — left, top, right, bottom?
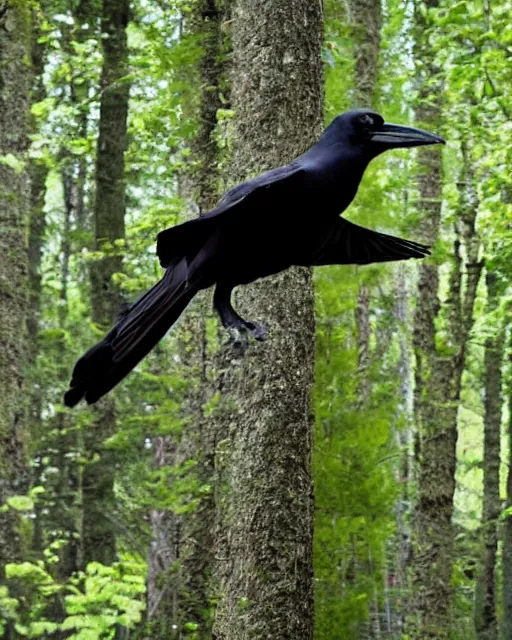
244, 320, 267, 341
225, 320, 267, 349
227, 326, 248, 350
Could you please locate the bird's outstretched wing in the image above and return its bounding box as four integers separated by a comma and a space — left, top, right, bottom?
298, 217, 430, 266
156, 162, 305, 268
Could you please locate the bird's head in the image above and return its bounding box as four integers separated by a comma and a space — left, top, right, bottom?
332, 108, 445, 154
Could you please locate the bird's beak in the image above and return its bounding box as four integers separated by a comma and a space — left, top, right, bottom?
370, 123, 445, 148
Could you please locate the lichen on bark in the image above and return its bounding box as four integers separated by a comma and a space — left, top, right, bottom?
0, 0, 32, 567
82, 0, 130, 568
209, 1, 324, 638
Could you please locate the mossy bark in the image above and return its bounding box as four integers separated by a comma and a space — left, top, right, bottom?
146, 2, 228, 634
210, 1, 323, 638
503, 346, 512, 639
411, 22, 483, 630
411, 3, 447, 635
173, 1, 227, 633
0, 0, 32, 570
350, 2, 383, 633
83, 0, 129, 568
501, 186, 512, 640
350, 0, 381, 108
27, 25, 48, 351
473, 271, 503, 640
49, 0, 94, 578
349, 0, 381, 406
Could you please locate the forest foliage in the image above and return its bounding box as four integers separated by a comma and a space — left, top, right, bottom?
1, 0, 512, 638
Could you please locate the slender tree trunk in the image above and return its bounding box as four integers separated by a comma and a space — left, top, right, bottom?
48, 167, 82, 581
83, 0, 130, 568
26, 18, 48, 516
59, 167, 73, 326
0, 0, 32, 574
27, 168, 46, 349
147, 437, 180, 635
71, 0, 92, 236
46, 0, 95, 579
356, 285, 371, 405
393, 262, 414, 636
147, 2, 227, 635
410, 2, 446, 636
501, 184, 512, 640
350, 0, 381, 107
473, 271, 503, 640
350, 0, 381, 406
173, 1, 227, 632
411, 121, 483, 637
210, 2, 323, 638
503, 338, 512, 640
351, 4, 383, 631
27, 24, 48, 352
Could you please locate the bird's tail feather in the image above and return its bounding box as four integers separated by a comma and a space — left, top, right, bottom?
64, 259, 196, 407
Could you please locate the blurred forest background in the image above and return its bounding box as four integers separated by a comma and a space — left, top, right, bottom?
1, 0, 512, 638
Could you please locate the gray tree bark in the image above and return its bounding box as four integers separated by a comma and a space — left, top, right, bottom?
146, 2, 227, 635
350, 2, 383, 635
0, 1, 32, 574
501, 187, 512, 640
410, 3, 446, 636
350, 0, 381, 108
503, 356, 512, 640
27, 16, 48, 561
411, 113, 482, 640
210, 2, 323, 638
27, 23, 48, 352
83, 0, 130, 568
473, 271, 503, 640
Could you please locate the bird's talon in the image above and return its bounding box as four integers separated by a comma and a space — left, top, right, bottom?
245, 321, 267, 341
225, 322, 266, 348
227, 326, 248, 350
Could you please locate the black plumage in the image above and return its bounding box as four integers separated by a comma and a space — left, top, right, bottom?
64, 108, 444, 407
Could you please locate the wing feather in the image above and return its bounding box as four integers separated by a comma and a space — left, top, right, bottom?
298, 217, 430, 266
156, 163, 305, 268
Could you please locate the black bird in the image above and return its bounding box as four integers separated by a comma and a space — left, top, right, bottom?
64, 108, 444, 407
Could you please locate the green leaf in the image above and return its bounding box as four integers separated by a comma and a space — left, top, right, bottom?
14, 623, 30, 636
184, 622, 199, 630
5, 561, 54, 585
61, 614, 90, 631
27, 621, 59, 637
6, 496, 34, 512
500, 506, 512, 521
29, 486, 45, 499
0, 154, 25, 174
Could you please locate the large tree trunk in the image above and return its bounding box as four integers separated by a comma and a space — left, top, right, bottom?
83, 0, 130, 568
473, 271, 503, 640
0, 1, 32, 574
210, 2, 323, 638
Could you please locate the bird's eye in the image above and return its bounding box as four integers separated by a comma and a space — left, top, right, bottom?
359, 114, 374, 128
